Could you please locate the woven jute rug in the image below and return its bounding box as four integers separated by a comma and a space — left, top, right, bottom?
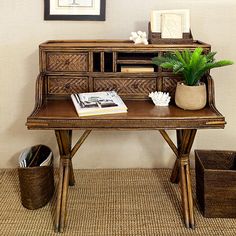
0, 169, 235, 236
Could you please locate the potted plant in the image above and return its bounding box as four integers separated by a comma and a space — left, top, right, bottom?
152, 48, 233, 110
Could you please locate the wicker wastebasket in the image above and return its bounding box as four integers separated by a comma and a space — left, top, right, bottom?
18, 145, 55, 210
195, 150, 236, 218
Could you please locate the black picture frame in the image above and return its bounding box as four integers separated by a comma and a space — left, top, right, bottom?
44, 0, 106, 21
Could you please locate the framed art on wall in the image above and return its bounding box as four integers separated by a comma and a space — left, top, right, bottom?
44, 0, 106, 21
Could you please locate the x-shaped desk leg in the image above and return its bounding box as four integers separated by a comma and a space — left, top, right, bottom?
54, 129, 196, 232
54, 130, 91, 233
159, 129, 197, 229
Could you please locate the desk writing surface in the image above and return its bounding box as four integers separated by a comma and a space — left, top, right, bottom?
27, 100, 225, 130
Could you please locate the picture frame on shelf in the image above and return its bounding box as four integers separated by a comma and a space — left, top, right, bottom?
44, 0, 106, 21
151, 9, 190, 33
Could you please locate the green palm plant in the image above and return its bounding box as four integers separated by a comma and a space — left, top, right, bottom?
152, 48, 233, 86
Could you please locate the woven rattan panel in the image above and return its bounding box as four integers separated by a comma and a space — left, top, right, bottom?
162, 76, 182, 99
93, 78, 156, 99
47, 76, 89, 95
46, 53, 88, 72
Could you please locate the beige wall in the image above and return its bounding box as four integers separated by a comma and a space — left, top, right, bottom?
1, 0, 236, 168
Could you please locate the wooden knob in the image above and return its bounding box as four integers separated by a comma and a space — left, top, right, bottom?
65, 84, 71, 89
64, 59, 70, 65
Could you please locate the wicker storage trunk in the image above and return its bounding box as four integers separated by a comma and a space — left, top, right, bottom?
18, 145, 55, 210
195, 150, 236, 218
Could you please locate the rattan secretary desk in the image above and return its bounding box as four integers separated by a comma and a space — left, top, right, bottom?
26, 40, 225, 233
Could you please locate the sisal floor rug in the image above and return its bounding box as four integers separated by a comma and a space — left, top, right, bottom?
0, 169, 235, 235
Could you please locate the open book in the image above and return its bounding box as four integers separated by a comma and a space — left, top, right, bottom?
71, 91, 128, 117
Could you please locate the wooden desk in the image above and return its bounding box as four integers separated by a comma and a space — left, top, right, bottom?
26, 40, 225, 232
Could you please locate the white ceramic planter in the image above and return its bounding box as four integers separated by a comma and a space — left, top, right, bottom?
175, 82, 207, 110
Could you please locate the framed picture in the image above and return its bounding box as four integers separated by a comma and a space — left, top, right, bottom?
44, 0, 106, 21
151, 9, 190, 33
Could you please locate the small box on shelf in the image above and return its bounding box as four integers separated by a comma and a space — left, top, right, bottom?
148, 22, 193, 44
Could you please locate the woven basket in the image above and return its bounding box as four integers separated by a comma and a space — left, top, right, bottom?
195, 149, 236, 218
18, 145, 55, 210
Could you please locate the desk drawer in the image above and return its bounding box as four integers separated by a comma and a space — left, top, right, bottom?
93, 77, 156, 99
47, 76, 89, 95
46, 52, 88, 72
162, 76, 182, 99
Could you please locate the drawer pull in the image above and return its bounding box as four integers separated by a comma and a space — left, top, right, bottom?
65, 84, 71, 89
65, 59, 70, 65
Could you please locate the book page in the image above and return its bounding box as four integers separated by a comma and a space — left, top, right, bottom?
71, 91, 127, 116
151, 11, 159, 32
161, 13, 183, 38
121, 65, 154, 73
